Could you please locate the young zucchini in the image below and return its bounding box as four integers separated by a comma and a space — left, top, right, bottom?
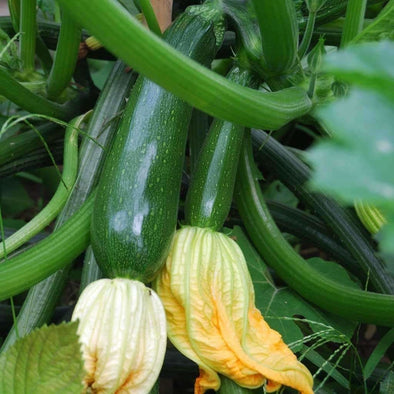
185, 65, 255, 230
91, 3, 224, 282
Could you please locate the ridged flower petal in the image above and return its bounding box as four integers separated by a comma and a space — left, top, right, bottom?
154, 226, 313, 394
72, 278, 167, 393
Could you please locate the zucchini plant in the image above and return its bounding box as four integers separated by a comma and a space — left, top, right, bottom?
0, 0, 393, 393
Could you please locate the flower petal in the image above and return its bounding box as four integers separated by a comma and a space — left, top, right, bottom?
154, 227, 314, 394
72, 278, 167, 393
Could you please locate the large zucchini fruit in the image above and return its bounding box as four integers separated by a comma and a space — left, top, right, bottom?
91, 2, 224, 282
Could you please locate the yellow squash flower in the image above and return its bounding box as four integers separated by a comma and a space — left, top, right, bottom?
154, 226, 314, 394
72, 278, 167, 393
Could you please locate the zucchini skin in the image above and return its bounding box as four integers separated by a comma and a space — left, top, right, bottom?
91, 7, 221, 282
185, 66, 255, 231
251, 129, 394, 295
235, 134, 394, 326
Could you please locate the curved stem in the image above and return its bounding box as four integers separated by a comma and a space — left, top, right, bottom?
0, 190, 95, 302
46, 9, 81, 100
57, 0, 311, 130
298, 11, 316, 59
0, 66, 68, 118
251, 129, 394, 295
235, 134, 394, 326
0, 114, 87, 259
7, 0, 20, 32
0, 61, 133, 351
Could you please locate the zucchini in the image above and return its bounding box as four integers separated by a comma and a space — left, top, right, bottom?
1, 61, 134, 352
251, 129, 394, 295
58, 0, 312, 130
185, 66, 255, 231
235, 133, 394, 326
91, 3, 223, 281
0, 121, 62, 167
0, 140, 63, 178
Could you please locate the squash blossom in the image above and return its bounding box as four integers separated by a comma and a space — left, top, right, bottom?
154, 226, 314, 394
72, 278, 167, 393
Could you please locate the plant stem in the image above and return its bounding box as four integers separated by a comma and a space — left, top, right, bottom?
46, 9, 81, 99
0, 61, 133, 351
139, 0, 162, 36
298, 11, 316, 59
340, 0, 367, 47
235, 134, 394, 326
7, 0, 19, 33
57, 0, 311, 130
0, 66, 68, 118
0, 115, 85, 259
19, 0, 37, 72
0, 191, 95, 302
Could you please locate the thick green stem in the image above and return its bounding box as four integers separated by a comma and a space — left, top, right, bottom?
0, 190, 95, 302
0, 115, 85, 259
340, 0, 367, 47
79, 246, 102, 293
19, 0, 37, 72
57, 0, 311, 130
235, 134, 394, 326
251, 0, 299, 75
0, 66, 68, 118
46, 9, 81, 100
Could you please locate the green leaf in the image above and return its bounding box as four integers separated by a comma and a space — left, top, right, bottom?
309, 88, 394, 203
323, 41, 394, 100
262, 180, 298, 208
353, 0, 394, 44
0, 322, 85, 393
308, 42, 394, 258
306, 257, 361, 290
231, 226, 356, 350
0, 178, 34, 216
381, 371, 394, 394
363, 328, 394, 379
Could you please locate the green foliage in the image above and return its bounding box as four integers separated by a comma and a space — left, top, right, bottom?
308, 41, 394, 256
381, 371, 394, 393
262, 180, 299, 208
353, 0, 394, 43
0, 322, 85, 393
363, 328, 394, 379
0, 178, 34, 216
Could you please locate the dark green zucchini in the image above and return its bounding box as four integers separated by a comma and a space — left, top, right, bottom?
185, 66, 255, 231
251, 129, 394, 295
91, 3, 224, 281
235, 133, 394, 326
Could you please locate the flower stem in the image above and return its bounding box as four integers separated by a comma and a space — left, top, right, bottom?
19, 0, 37, 72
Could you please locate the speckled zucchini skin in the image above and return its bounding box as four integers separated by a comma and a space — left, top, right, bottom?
91, 6, 221, 282
185, 66, 255, 231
